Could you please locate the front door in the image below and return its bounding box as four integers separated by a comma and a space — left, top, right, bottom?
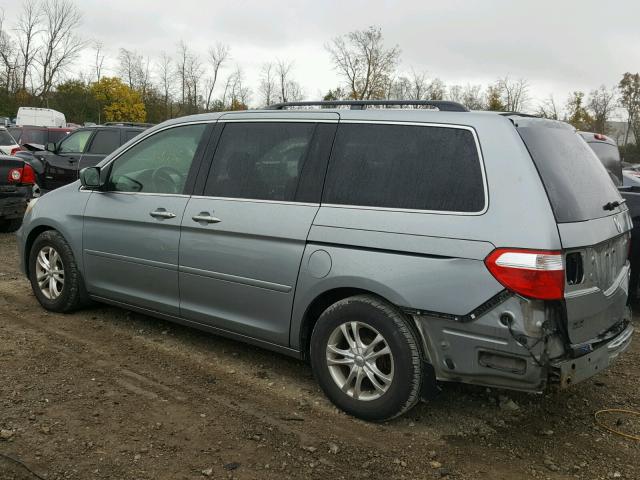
179, 118, 337, 345
42, 129, 94, 191
83, 123, 209, 316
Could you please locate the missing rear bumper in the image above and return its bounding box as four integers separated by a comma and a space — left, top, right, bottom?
553, 320, 633, 388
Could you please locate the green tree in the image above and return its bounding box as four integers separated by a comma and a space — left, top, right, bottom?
90, 77, 146, 122
49, 80, 97, 124
565, 91, 593, 131
485, 85, 505, 111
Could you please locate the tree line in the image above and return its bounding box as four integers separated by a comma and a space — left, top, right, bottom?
1, 3, 639, 158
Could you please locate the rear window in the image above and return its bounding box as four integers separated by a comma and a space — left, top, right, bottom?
48, 130, 70, 143
586, 142, 622, 186
322, 123, 485, 212
518, 123, 622, 223
19, 128, 47, 145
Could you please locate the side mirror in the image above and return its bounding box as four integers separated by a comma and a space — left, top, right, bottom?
45, 142, 56, 152
80, 166, 102, 189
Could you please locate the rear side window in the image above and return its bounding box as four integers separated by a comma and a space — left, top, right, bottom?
125, 129, 141, 142
0, 129, 15, 146
88, 129, 120, 154
323, 123, 485, 212
8, 128, 22, 143
204, 122, 316, 201
518, 124, 622, 223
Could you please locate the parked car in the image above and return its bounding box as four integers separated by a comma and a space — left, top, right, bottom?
30, 123, 149, 193
16, 107, 66, 128
17, 100, 633, 421
8, 125, 73, 151
0, 127, 20, 155
580, 131, 640, 301
578, 132, 623, 185
0, 155, 36, 232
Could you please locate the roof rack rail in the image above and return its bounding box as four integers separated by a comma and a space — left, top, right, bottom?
102, 121, 154, 128
267, 100, 469, 112
498, 112, 539, 118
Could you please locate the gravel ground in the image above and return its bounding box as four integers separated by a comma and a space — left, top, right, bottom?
0, 232, 639, 480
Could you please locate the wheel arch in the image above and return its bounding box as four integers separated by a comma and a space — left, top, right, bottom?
296, 287, 414, 361
23, 225, 56, 276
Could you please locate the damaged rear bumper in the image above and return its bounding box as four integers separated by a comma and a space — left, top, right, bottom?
553, 319, 634, 388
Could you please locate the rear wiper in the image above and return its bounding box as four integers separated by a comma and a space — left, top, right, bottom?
603, 199, 627, 211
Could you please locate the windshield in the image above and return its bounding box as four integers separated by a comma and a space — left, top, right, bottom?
518, 121, 622, 223
0, 130, 16, 146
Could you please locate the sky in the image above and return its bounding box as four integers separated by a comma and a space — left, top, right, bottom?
3, 0, 640, 114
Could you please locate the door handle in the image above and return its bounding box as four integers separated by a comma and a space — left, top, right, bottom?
192, 212, 221, 224
150, 209, 176, 220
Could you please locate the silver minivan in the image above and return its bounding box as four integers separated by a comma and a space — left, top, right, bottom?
17, 101, 634, 421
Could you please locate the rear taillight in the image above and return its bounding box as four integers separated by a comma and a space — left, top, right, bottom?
594, 133, 607, 141
9, 146, 22, 155
7, 164, 36, 185
485, 248, 565, 300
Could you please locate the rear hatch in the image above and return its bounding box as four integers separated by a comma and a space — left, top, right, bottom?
516, 118, 631, 345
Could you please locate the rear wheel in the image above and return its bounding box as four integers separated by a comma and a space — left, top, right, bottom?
28, 230, 88, 312
310, 295, 424, 421
0, 218, 22, 233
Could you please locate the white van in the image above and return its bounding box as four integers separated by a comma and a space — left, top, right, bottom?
16, 107, 66, 128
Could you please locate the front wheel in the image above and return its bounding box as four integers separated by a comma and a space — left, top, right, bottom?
310, 295, 424, 421
29, 230, 88, 312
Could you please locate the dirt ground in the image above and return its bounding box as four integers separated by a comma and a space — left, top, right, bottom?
0, 232, 639, 480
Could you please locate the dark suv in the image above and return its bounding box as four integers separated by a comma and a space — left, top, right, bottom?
32, 123, 150, 193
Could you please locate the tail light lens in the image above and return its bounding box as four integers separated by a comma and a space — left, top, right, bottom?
7, 164, 36, 185
10, 146, 22, 155
485, 248, 564, 300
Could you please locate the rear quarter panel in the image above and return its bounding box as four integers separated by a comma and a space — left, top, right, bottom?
289, 113, 561, 349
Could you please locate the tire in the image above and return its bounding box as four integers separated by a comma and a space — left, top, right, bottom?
0, 218, 22, 233
310, 295, 424, 421
28, 230, 89, 313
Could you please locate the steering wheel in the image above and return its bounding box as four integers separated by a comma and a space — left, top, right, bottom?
151, 166, 182, 194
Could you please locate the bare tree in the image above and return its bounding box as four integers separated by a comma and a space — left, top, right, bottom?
426, 78, 446, 100
15, 0, 42, 91
157, 51, 174, 117
175, 40, 203, 112
258, 62, 276, 106
275, 59, 293, 103
588, 85, 617, 134
497, 76, 529, 112
117, 48, 141, 89
537, 94, 560, 119
326, 26, 400, 100
0, 11, 19, 94
92, 40, 105, 81
204, 42, 229, 110
447, 84, 463, 103
461, 84, 484, 110
37, 0, 84, 102
409, 69, 428, 100
225, 66, 250, 109
619, 73, 640, 146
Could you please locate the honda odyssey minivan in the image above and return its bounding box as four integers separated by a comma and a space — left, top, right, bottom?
17, 100, 634, 421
